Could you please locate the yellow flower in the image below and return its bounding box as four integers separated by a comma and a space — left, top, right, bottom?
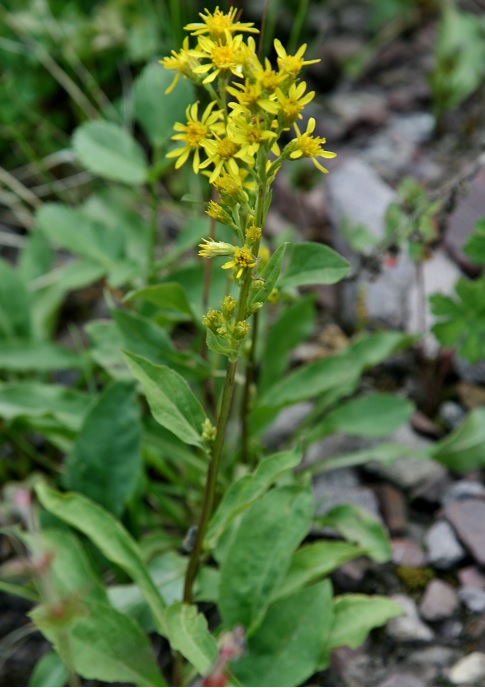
286, 118, 337, 173
255, 58, 285, 93
194, 33, 245, 84
212, 172, 249, 205
205, 200, 235, 227
245, 223, 262, 245
276, 81, 315, 128
198, 238, 235, 258
274, 39, 320, 79
159, 37, 201, 94
227, 114, 277, 158
200, 135, 253, 184
166, 101, 222, 173
222, 245, 256, 278
185, 6, 258, 42
227, 79, 279, 115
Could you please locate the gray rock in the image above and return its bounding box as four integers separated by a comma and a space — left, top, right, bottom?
458, 586, 485, 613
313, 466, 381, 520
458, 565, 485, 590
442, 479, 485, 506
448, 652, 485, 686
409, 646, 459, 684
445, 499, 485, 566
392, 538, 427, 567
455, 358, 485, 386
419, 579, 459, 622
424, 520, 466, 569
386, 594, 434, 643
327, 157, 417, 330
438, 401, 467, 431
377, 671, 425, 687
262, 402, 313, 449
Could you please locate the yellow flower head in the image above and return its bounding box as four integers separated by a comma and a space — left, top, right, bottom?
227, 114, 277, 159
276, 81, 315, 128
200, 134, 253, 184
222, 244, 256, 279
160, 37, 200, 94
198, 238, 235, 258
256, 58, 285, 93
185, 6, 258, 42
194, 33, 245, 84
205, 200, 234, 227
227, 79, 279, 116
166, 101, 222, 173
212, 172, 249, 205
286, 118, 337, 173
246, 223, 262, 245
274, 39, 320, 79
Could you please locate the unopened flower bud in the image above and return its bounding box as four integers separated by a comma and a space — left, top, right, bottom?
222, 295, 237, 319
247, 301, 263, 315
202, 309, 224, 332
201, 418, 217, 446
233, 320, 250, 340
206, 201, 234, 228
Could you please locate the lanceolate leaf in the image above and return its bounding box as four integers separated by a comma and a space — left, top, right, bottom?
249, 243, 287, 306
327, 594, 403, 651
124, 351, 206, 447
432, 407, 485, 471
166, 602, 218, 675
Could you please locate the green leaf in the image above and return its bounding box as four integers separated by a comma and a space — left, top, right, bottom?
273, 541, 366, 602
36, 203, 123, 268
0, 382, 92, 432
28, 529, 109, 604
29, 652, 67, 687
432, 407, 485, 471
280, 242, 350, 288
133, 62, 194, 147
166, 602, 218, 675
233, 581, 333, 687
31, 599, 165, 687
327, 594, 403, 651
35, 484, 168, 637
305, 442, 430, 474
259, 295, 315, 392
306, 393, 414, 444
207, 448, 302, 547
318, 504, 391, 563
464, 220, 485, 266
0, 257, 31, 340
124, 351, 206, 448
218, 485, 313, 632
125, 282, 195, 322
64, 382, 142, 516
206, 329, 239, 361
249, 243, 288, 306
0, 341, 82, 372
72, 120, 148, 184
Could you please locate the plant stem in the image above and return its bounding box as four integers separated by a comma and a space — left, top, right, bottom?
183, 273, 252, 604
240, 309, 259, 465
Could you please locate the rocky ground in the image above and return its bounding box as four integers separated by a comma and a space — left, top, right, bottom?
2, 1, 485, 686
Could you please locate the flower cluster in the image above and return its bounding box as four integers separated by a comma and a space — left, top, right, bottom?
160, 6, 336, 347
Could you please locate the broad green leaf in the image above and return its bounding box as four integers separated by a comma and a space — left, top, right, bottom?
327, 594, 403, 651
125, 282, 195, 322
0, 341, 82, 372
432, 407, 485, 471
64, 382, 142, 516
35, 484, 168, 637
306, 393, 414, 444
29, 652, 67, 687
249, 243, 288, 306
166, 602, 218, 675
0, 257, 31, 340
318, 504, 391, 563
73, 120, 148, 184
206, 329, 239, 361
233, 581, 333, 687
133, 62, 194, 147
280, 242, 350, 288
219, 485, 313, 631
273, 541, 365, 601
259, 295, 315, 392
36, 203, 124, 268
207, 448, 302, 546
0, 382, 92, 432
124, 351, 206, 448
31, 599, 165, 687
19, 230, 52, 282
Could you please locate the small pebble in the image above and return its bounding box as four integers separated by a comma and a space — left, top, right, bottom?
448, 652, 485, 686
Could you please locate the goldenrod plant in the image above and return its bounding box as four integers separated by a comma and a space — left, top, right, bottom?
1, 7, 417, 687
